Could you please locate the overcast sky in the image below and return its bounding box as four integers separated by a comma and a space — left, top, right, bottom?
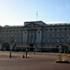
0, 0, 70, 26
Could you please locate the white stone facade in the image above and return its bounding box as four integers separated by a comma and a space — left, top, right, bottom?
0, 21, 70, 52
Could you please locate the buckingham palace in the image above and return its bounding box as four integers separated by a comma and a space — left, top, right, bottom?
0, 21, 70, 52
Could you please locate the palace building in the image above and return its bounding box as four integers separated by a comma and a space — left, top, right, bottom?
0, 21, 70, 52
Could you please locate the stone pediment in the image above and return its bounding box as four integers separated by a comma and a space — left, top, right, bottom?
23, 23, 42, 28
23, 21, 46, 28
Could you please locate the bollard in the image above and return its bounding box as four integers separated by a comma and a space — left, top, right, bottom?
62, 54, 66, 61
56, 53, 69, 63
56, 53, 61, 63
58, 54, 61, 61
27, 55, 29, 58
62, 54, 69, 63
22, 55, 25, 58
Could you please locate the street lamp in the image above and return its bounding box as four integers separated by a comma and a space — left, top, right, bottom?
9, 35, 14, 58
0, 35, 3, 50
9, 44, 12, 58
14, 39, 17, 51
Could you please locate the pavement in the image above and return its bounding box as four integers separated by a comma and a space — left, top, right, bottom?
0, 51, 70, 70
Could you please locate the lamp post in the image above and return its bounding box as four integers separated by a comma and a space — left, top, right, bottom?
9, 35, 14, 58
14, 39, 17, 51
10, 44, 12, 58
26, 47, 28, 58
0, 35, 2, 50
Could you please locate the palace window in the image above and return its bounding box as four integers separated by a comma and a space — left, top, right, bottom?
38, 31, 40, 33
25, 32, 26, 34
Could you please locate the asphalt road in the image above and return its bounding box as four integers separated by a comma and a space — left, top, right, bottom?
0, 51, 70, 70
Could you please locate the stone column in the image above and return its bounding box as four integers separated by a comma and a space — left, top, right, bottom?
36, 29, 42, 47
23, 29, 28, 46
27, 29, 29, 45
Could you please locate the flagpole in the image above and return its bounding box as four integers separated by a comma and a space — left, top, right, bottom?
36, 11, 38, 21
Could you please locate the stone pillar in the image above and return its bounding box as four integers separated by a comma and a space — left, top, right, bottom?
35, 29, 42, 51
23, 29, 28, 46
